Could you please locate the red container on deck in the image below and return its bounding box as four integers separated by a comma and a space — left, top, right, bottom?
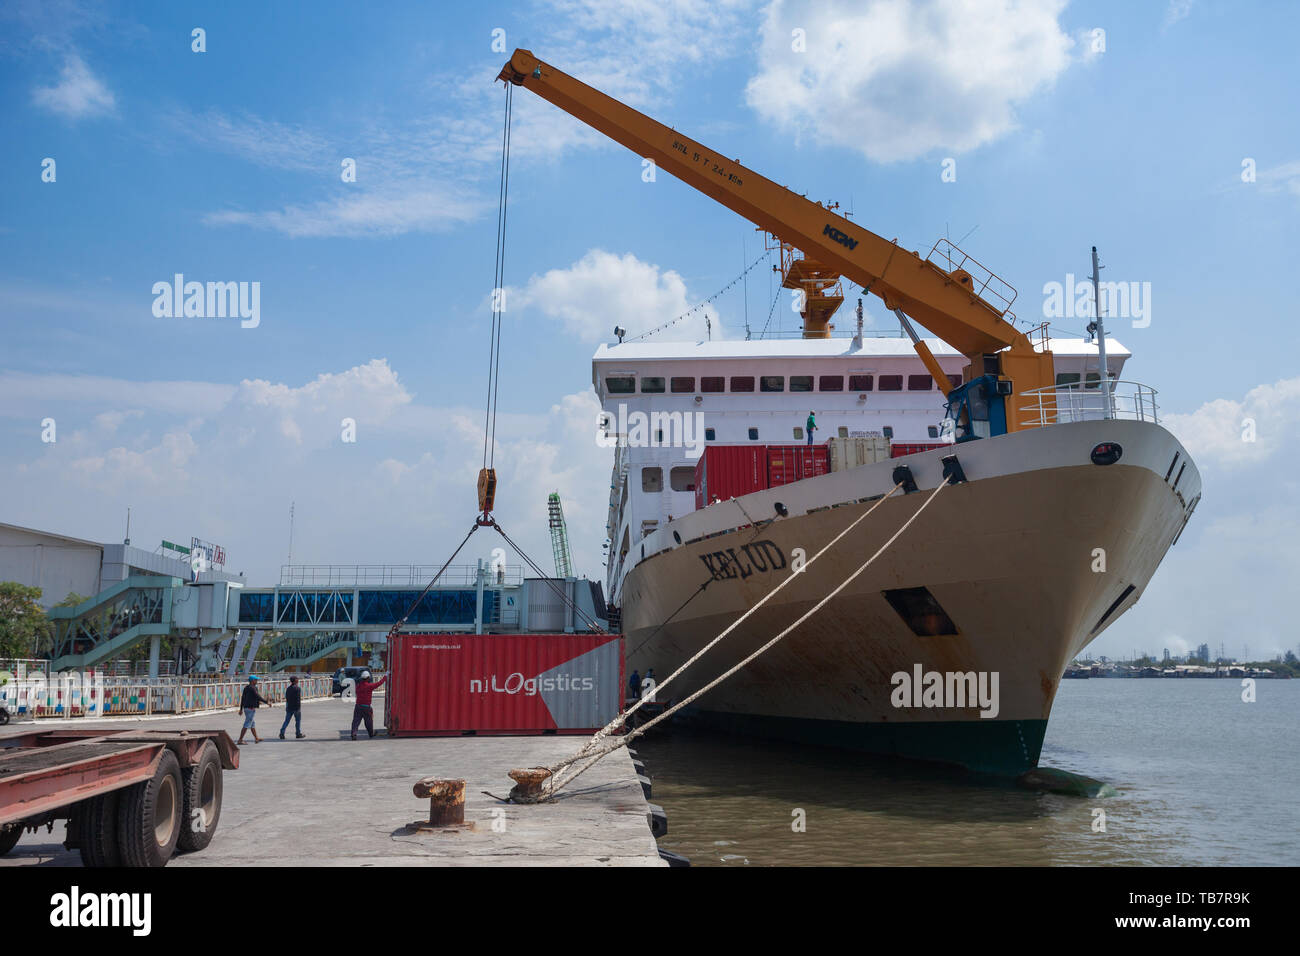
890, 442, 951, 458
766, 444, 830, 487
385, 633, 625, 736
694, 446, 768, 509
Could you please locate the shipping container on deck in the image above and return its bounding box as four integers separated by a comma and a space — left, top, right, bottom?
766, 444, 830, 487
889, 441, 952, 458
827, 436, 892, 472
693, 446, 767, 509
385, 632, 625, 736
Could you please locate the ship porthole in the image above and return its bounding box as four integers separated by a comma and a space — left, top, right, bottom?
1090, 442, 1123, 465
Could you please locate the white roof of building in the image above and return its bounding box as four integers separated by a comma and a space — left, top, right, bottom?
0, 521, 103, 549
592, 336, 1128, 363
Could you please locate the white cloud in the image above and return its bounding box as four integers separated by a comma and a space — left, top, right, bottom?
1162, 377, 1300, 468
1257, 160, 1300, 201
537, 0, 754, 106
0, 370, 235, 419
189, 1, 756, 238
0, 361, 614, 587
745, 0, 1075, 162
31, 52, 114, 119
1106, 376, 1300, 660
203, 185, 486, 238
161, 110, 333, 172
1163, 0, 1194, 29
507, 249, 722, 343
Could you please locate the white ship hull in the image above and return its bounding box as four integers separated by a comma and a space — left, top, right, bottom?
621, 419, 1200, 774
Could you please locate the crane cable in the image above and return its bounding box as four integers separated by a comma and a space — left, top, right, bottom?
383, 523, 481, 643
759, 269, 784, 338
626, 247, 771, 342
492, 523, 607, 634
482, 81, 513, 471
393, 86, 604, 647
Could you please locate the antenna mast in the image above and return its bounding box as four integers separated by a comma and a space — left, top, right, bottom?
1090, 246, 1114, 420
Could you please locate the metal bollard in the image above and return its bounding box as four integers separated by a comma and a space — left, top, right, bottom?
411, 777, 466, 829
507, 767, 552, 803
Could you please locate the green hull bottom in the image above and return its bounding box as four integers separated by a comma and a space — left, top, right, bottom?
690, 710, 1049, 776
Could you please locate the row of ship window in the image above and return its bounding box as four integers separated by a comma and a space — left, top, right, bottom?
607, 371, 1112, 395
605, 373, 962, 395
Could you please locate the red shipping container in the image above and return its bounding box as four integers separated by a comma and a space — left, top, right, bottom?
807, 446, 831, 478
766, 445, 830, 487
385, 633, 625, 736
890, 442, 951, 458
693, 446, 768, 509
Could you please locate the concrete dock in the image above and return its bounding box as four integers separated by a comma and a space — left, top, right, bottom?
0, 695, 665, 867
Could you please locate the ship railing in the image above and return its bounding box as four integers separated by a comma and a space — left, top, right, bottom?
278, 565, 524, 588
924, 237, 1018, 317
1018, 381, 1160, 428
755, 328, 907, 339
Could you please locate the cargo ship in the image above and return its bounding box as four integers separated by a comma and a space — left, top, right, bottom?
493, 50, 1202, 775
595, 333, 1200, 774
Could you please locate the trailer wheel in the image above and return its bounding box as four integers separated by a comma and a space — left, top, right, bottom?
0, 825, 21, 856
117, 749, 183, 867
78, 792, 124, 867
178, 741, 222, 851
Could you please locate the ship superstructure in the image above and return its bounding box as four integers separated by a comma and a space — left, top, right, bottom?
595, 334, 1130, 607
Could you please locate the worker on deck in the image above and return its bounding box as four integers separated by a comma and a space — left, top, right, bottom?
350, 670, 387, 740
236, 674, 269, 745
806, 411, 818, 445
628, 669, 641, 701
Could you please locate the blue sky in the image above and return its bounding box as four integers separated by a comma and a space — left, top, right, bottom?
2, 0, 1298, 659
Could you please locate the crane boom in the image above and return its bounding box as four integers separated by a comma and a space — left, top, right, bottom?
498, 49, 1056, 432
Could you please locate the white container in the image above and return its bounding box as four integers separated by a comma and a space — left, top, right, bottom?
828, 436, 891, 472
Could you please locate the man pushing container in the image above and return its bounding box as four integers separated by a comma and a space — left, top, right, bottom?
350, 670, 387, 740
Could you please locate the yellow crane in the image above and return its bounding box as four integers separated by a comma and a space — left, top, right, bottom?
498, 49, 1057, 439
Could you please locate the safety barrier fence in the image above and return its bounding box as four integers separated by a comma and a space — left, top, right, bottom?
0, 671, 334, 719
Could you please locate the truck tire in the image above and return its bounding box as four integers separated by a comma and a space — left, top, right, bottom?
178, 740, 222, 851
79, 792, 124, 867
116, 749, 182, 867
0, 825, 21, 856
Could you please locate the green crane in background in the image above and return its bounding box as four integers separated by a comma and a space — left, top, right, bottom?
547, 492, 574, 579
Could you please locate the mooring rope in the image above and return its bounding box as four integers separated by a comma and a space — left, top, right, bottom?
539, 478, 949, 797
528, 478, 942, 797
550, 482, 904, 774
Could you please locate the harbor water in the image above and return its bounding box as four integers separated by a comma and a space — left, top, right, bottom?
636, 678, 1300, 866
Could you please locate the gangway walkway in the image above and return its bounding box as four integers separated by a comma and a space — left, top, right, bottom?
36, 562, 606, 675
47, 576, 180, 671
